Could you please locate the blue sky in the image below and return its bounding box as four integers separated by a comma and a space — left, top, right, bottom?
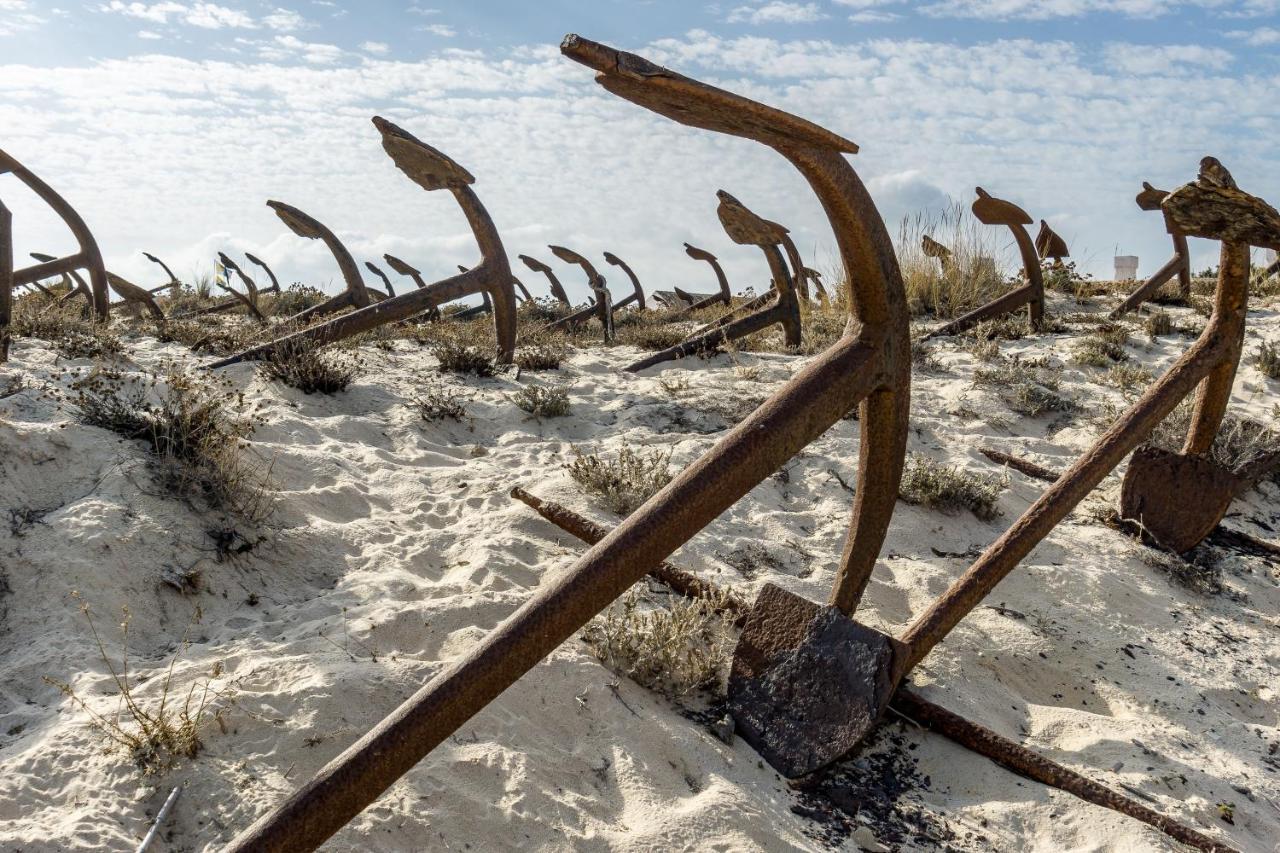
2, 1, 1278, 299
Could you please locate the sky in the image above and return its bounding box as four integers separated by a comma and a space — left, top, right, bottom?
2, 1, 1278, 303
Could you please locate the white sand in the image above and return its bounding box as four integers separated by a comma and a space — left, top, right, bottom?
0, 294, 1277, 851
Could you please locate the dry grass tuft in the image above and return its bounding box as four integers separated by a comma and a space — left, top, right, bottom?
581, 588, 734, 699
973, 358, 1075, 417
43, 596, 228, 776
414, 380, 467, 423
899, 453, 1004, 520
260, 337, 361, 394
1256, 341, 1280, 379
511, 384, 570, 418
569, 442, 673, 515
70, 363, 271, 520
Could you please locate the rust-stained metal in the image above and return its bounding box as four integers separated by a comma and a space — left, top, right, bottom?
1120, 446, 1236, 552
106, 272, 166, 320
364, 261, 396, 298
0, 200, 10, 361
0, 148, 109, 319
267, 200, 371, 324
921, 234, 952, 267
210, 117, 516, 368
511, 275, 534, 302
30, 252, 93, 310
625, 190, 803, 372
903, 156, 1275, 682
383, 253, 427, 290
214, 252, 266, 323
224, 35, 910, 852
244, 252, 282, 295
518, 253, 572, 307
925, 188, 1044, 339
453, 289, 492, 321
603, 251, 645, 310
141, 252, 182, 294
891, 690, 1235, 853
547, 244, 614, 341
1034, 219, 1068, 263
1110, 182, 1193, 318
803, 267, 829, 307
510, 486, 745, 617
673, 242, 732, 316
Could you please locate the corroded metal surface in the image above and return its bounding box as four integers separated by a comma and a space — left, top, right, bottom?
625, 190, 802, 372
892, 691, 1234, 853
244, 252, 281, 295
215, 252, 265, 322
267, 200, 371, 324
0, 201, 10, 361
141, 252, 182, 294
603, 251, 645, 309
383, 253, 427, 290
364, 261, 395, 298
1110, 182, 1192, 318
211, 117, 516, 368
1034, 219, 1068, 262
921, 234, 951, 263
510, 487, 743, 616
224, 34, 910, 851
1, 148, 109, 319
518, 253, 572, 306
674, 242, 731, 316
925, 187, 1044, 338
1120, 446, 1236, 552
548, 244, 613, 340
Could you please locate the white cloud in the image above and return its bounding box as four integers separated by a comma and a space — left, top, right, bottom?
98, 1, 304, 30
359, 41, 389, 55
420, 23, 455, 37
1104, 43, 1234, 74
0, 33, 1275, 295
136, 28, 162, 38
1225, 26, 1280, 44
835, 0, 1276, 20
262, 8, 304, 31
727, 2, 827, 24
258, 34, 344, 63
0, 0, 47, 36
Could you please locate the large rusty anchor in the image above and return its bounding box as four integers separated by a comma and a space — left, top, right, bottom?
545, 244, 614, 340
0, 148, 109, 320
214, 252, 266, 322
671, 242, 731, 316
382, 253, 427, 290
1035, 218, 1068, 266
244, 252, 282, 297
625, 190, 802, 372
518, 253, 572, 307
211, 117, 516, 367
602, 251, 645, 310
924, 187, 1045, 338
141, 252, 182, 294
224, 35, 911, 851
363, 261, 395, 298
1110, 182, 1193, 319
266, 200, 372, 324
26, 251, 163, 320
1117, 159, 1276, 553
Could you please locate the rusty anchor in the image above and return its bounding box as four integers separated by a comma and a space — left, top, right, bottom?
1034, 219, 1068, 265
211, 117, 516, 368
1109, 182, 1193, 319
1, 148, 109, 320
602, 251, 645, 310
924, 187, 1045, 339
518, 253, 572, 307
1118, 158, 1278, 553
625, 190, 802, 372
921, 234, 952, 271
364, 261, 396, 298
244, 252, 282, 296
0, 200, 9, 361
802, 266, 829, 307
545, 245, 614, 340
213, 252, 266, 323
671, 242, 731, 316
383, 253, 427, 290
141, 252, 182, 295
265, 200, 372, 324
26, 250, 162, 320
224, 35, 912, 851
